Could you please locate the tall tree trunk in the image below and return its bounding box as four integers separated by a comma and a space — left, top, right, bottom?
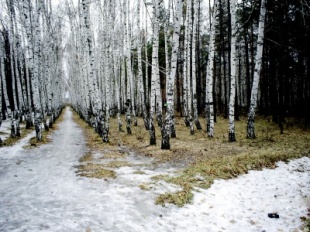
186, 0, 194, 135
33, 0, 44, 141
82, 0, 101, 134
183, 1, 190, 127
149, 0, 161, 145
205, 0, 218, 137
247, 0, 267, 139
0, 35, 11, 117
137, 0, 148, 130
161, 0, 184, 149
228, 0, 237, 142
192, 0, 202, 131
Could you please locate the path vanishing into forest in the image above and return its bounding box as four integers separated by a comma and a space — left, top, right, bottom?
0, 107, 309, 232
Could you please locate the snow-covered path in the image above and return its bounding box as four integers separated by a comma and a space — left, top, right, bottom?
0, 107, 309, 232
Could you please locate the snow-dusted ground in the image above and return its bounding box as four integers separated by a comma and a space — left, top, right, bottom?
0, 118, 13, 141
0, 117, 26, 141
0, 107, 309, 232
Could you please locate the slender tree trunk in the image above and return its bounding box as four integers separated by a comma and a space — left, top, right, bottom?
205, 0, 218, 137
183, 2, 190, 127
0, 35, 11, 117
247, 0, 267, 139
161, 0, 184, 149
228, 0, 237, 142
137, 0, 148, 130
149, 0, 161, 145
186, 0, 194, 135
192, 0, 202, 131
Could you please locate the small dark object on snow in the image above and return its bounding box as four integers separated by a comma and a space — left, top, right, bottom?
268, 213, 279, 218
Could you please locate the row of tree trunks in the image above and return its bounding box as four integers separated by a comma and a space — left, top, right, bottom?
59, 0, 309, 150
0, 0, 65, 142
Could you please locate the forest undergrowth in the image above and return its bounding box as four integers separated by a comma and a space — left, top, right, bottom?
72, 107, 310, 208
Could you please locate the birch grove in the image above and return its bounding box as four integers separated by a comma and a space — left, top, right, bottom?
0, 0, 65, 141
1, 0, 309, 149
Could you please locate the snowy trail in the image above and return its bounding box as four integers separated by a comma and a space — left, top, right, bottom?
0, 107, 309, 232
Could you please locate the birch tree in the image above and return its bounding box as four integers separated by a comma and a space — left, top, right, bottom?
136, 0, 148, 130
0, 32, 10, 119
32, 0, 44, 140
247, 0, 267, 139
28, 0, 41, 138
7, 0, 18, 118
186, 0, 194, 135
228, 0, 237, 142
81, 0, 102, 135
192, 0, 202, 131
149, 0, 161, 145
182, 1, 190, 128
205, 0, 218, 137
123, 0, 133, 135
161, 0, 184, 149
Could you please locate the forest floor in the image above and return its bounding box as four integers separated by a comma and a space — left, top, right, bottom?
0, 106, 309, 231
74, 107, 310, 205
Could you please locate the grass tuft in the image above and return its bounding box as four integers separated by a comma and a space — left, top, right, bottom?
105, 160, 132, 168
155, 183, 193, 207
134, 170, 147, 175
139, 183, 152, 191
76, 163, 116, 179
79, 152, 93, 163
1, 128, 33, 147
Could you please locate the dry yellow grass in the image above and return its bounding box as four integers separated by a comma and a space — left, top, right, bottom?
71, 108, 310, 206
1, 127, 33, 147
1, 112, 64, 148
24, 109, 66, 149
76, 163, 117, 179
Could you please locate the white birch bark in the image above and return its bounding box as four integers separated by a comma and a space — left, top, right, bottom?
144, 7, 149, 110
114, 50, 123, 132
183, 1, 190, 127
228, 0, 237, 142
205, 0, 218, 137
31, 0, 44, 140
81, 0, 101, 131
102, 0, 113, 143
137, 0, 148, 130
161, 0, 184, 149
186, 1, 194, 135
7, 0, 18, 115
128, 15, 137, 127
123, 0, 132, 135
192, 0, 202, 131
247, 0, 267, 139
21, 0, 34, 114
149, 0, 161, 145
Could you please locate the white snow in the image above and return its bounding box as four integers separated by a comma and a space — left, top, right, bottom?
0, 119, 13, 141
0, 118, 27, 142
0, 107, 309, 232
